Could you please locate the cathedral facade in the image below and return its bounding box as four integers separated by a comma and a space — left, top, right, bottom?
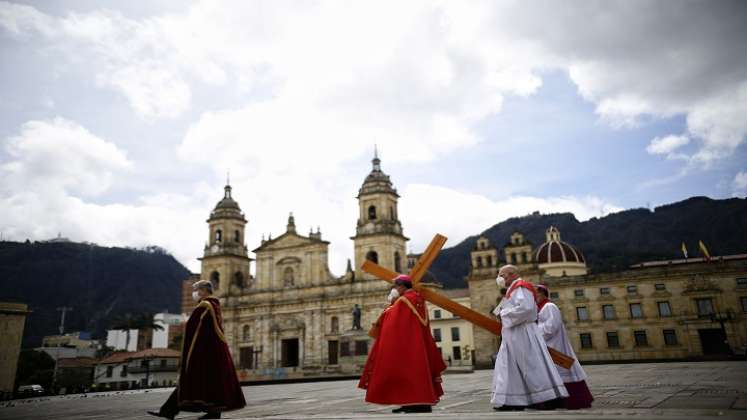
198, 153, 406, 381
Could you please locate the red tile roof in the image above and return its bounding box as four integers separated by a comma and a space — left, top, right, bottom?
130, 348, 181, 359
98, 351, 135, 364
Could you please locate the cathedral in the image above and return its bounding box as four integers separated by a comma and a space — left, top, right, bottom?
197, 151, 407, 381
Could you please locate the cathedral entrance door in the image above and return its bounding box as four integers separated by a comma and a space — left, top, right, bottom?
281, 338, 299, 367
328, 340, 339, 365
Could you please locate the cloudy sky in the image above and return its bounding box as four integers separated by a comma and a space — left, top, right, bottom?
1, 0, 745, 273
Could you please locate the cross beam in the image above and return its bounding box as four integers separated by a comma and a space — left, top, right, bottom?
362, 234, 574, 370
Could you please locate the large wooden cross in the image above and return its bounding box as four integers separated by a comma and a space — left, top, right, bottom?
361, 233, 574, 369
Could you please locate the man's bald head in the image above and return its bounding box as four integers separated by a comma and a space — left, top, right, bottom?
498, 264, 520, 284
499, 264, 519, 277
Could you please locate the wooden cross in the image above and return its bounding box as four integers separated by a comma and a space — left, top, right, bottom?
362, 233, 574, 369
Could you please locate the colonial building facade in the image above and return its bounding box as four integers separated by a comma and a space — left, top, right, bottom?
467, 227, 747, 368
199, 153, 405, 381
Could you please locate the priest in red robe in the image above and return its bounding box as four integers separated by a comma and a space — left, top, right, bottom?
148, 280, 246, 420
358, 274, 447, 414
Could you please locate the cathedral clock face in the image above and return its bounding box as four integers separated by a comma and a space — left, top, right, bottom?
211, 244, 219, 253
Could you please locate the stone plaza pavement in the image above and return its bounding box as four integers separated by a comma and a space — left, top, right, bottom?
1, 361, 746, 420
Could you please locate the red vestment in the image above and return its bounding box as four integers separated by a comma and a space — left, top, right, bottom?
358, 289, 447, 406
177, 297, 246, 412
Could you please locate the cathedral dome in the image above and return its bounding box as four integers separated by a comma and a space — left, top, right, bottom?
357, 148, 399, 197
535, 226, 588, 277
209, 184, 246, 221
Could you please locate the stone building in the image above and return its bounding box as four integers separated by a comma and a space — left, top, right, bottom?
426, 289, 475, 368
197, 152, 406, 381
0, 302, 30, 399
466, 227, 747, 368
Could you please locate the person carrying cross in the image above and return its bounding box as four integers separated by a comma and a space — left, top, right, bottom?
490, 265, 568, 411
358, 274, 446, 413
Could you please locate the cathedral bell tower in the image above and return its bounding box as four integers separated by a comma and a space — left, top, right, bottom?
199, 183, 253, 296
351, 148, 408, 280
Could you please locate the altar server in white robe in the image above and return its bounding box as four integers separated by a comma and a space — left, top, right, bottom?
536, 284, 594, 409
491, 265, 567, 411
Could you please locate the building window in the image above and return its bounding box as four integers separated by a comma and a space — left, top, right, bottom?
433, 310, 442, 319
365, 250, 378, 264
576, 306, 590, 321
234, 230, 240, 243
368, 205, 377, 220
741, 297, 747, 312
476, 256, 483, 267
106, 366, 113, 378
696, 298, 714, 318
452, 346, 462, 360
120, 365, 127, 377
549, 292, 559, 300
210, 271, 220, 291
736, 277, 747, 287
355, 340, 368, 356
331, 316, 339, 333
600, 287, 610, 296
242, 325, 251, 341
655, 283, 666, 291
629, 303, 643, 319
451, 327, 460, 342
486, 255, 493, 267
394, 251, 402, 273
340, 342, 351, 357
657, 301, 672, 317
433, 328, 442, 342
606, 331, 620, 348
580, 333, 593, 349
233, 272, 245, 289
574, 289, 585, 298
663, 329, 678, 346
215, 229, 222, 243
627, 285, 638, 294
283, 267, 295, 286
602, 304, 616, 320
634, 330, 648, 346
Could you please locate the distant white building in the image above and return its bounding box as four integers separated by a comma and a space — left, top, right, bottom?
152, 313, 186, 349
94, 348, 180, 390
106, 329, 139, 352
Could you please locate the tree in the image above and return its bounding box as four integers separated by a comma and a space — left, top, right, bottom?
110, 313, 163, 351
15, 350, 55, 392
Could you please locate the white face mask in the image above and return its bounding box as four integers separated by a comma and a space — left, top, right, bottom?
495, 275, 506, 289
387, 288, 400, 303
192, 291, 201, 302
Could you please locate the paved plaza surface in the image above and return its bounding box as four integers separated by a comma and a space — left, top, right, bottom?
1, 361, 746, 420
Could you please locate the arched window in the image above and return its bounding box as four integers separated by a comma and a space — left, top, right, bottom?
283, 267, 295, 286
389, 206, 394, 220
331, 316, 339, 333
368, 205, 377, 220
525, 252, 531, 263
486, 255, 493, 267
234, 230, 240, 243
394, 251, 402, 273
242, 325, 250, 342
366, 251, 378, 264
215, 229, 222, 243
233, 272, 244, 289
210, 271, 220, 290
476, 256, 483, 267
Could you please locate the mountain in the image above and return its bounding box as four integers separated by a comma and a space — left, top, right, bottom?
0, 241, 191, 348
429, 196, 747, 289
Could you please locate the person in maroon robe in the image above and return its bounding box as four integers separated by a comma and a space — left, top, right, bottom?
148, 280, 246, 420
358, 274, 447, 413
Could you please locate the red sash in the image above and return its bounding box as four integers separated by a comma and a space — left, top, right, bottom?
537, 298, 550, 313
505, 279, 537, 300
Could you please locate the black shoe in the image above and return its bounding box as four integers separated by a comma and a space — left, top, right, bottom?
199, 413, 221, 419
392, 406, 407, 413
494, 405, 525, 411
146, 411, 174, 420
407, 405, 433, 413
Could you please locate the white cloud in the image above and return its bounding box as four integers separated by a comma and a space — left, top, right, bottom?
1, 117, 131, 196
400, 184, 623, 253
733, 171, 747, 197
646, 135, 690, 159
